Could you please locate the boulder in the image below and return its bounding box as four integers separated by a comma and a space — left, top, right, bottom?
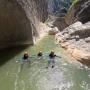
55, 21, 90, 64
72, 48, 90, 64
60, 42, 70, 49
85, 37, 90, 43
48, 27, 59, 35
53, 17, 68, 31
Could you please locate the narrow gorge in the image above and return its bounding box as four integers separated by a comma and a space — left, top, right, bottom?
0, 0, 90, 64
0, 0, 90, 90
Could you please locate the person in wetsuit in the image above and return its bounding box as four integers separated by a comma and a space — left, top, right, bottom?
23, 52, 29, 61
48, 50, 56, 68
49, 50, 56, 59
37, 51, 43, 59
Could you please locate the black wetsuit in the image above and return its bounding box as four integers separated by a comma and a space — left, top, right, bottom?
23, 54, 29, 60
48, 52, 56, 68
37, 52, 43, 57
49, 52, 56, 59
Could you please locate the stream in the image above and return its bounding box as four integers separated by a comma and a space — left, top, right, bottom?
0, 35, 90, 90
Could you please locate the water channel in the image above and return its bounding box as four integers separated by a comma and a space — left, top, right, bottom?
0, 35, 90, 90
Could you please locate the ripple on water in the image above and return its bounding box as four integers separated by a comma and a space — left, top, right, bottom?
34, 66, 74, 90
0, 36, 90, 90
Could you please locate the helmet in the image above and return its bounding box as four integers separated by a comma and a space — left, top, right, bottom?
24, 52, 28, 54
39, 51, 42, 53
51, 50, 54, 53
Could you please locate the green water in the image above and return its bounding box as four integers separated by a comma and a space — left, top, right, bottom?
0, 35, 90, 90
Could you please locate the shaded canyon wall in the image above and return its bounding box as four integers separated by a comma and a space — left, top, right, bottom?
0, 0, 48, 49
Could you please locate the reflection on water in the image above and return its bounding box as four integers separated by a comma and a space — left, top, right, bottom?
0, 45, 29, 66
0, 35, 90, 90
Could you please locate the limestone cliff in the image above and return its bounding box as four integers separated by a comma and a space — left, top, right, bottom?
65, 0, 90, 25
53, 0, 90, 31
0, 0, 48, 49
55, 0, 90, 64
55, 21, 90, 64
47, 0, 71, 17
48, 0, 72, 31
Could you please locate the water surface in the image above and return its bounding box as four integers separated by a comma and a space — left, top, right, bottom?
0, 35, 90, 90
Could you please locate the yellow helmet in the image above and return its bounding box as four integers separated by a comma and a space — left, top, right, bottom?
39, 51, 42, 53
51, 50, 54, 53
24, 52, 28, 54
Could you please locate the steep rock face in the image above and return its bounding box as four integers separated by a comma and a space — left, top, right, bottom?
54, 0, 90, 64
65, 0, 90, 25
0, 0, 48, 48
48, 0, 72, 31
55, 21, 90, 64
53, 17, 68, 31
54, 0, 90, 31
47, 0, 71, 16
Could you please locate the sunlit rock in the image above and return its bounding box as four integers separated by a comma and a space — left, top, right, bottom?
56, 21, 90, 64
48, 27, 59, 35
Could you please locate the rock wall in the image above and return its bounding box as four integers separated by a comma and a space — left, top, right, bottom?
55, 21, 90, 64
53, 17, 68, 31
55, 0, 90, 64
65, 0, 90, 25
53, 0, 90, 31
0, 0, 48, 49
48, 0, 72, 31
47, 0, 71, 17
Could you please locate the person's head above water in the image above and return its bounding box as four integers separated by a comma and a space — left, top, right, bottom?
39, 51, 42, 53
51, 50, 54, 53
37, 51, 43, 57
24, 51, 28, 55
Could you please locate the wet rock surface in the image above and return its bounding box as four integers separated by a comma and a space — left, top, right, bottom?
55, 21, 90, 64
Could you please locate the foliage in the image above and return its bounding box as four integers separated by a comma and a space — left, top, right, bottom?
71, 0, 78, 4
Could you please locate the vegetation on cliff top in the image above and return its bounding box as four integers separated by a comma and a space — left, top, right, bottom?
71, 0, 78, 5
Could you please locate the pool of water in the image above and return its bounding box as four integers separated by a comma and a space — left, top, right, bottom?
0, 35, 90, 90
